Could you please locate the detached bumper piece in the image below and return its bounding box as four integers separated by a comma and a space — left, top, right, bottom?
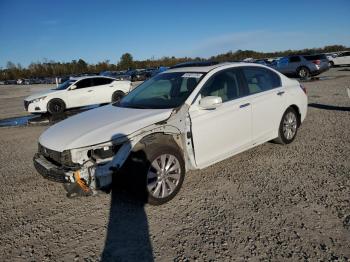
65, 171, 93, 198
33, 153, 69, 183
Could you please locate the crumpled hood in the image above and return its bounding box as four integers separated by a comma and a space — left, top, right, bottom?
25, 89, 59, 101
39, 105, 173, 152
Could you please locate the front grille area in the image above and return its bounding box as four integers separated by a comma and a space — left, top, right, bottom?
38, 144, 62, 166
38, 144, 76, 168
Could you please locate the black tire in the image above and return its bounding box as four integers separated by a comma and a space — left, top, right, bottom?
119, 144, 185, 205
297, 67, 310, 79
329, 61, 334, 67
47, 98, 65, 115
111, 91, 125, 103
274, 107, 299, 145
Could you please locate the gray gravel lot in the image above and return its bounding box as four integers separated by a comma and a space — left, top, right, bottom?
0, 68, 349, 261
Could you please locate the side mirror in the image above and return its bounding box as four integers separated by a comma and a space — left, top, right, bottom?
199, 96, 222, 110
69, 84, 77, 90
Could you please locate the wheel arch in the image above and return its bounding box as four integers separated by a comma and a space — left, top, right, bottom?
296, 65, 310, 73
288, 104, 301, 127
132, 132, 183, 155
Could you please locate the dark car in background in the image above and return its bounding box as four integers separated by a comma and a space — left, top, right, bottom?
100, 71, 132, 81
253, 59, 272, 66
273, 54, 329, 78
125, 69, 152, 82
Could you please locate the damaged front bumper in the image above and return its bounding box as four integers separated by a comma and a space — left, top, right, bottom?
33, 142, 130, 197
33, 153, 73, 183
33, 153, 99, 197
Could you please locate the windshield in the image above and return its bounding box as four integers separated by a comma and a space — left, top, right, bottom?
117, 72, 204, 109
54, 79, 76, 90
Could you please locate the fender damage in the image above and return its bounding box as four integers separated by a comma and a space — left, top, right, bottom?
35, 104, 196, 197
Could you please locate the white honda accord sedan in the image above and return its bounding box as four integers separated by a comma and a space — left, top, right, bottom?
24, 76, 131, 115
33, 62, 307, 205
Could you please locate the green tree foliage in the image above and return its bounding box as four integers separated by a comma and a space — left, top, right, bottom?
117, 53, 134, 70
0, 45, 348, 81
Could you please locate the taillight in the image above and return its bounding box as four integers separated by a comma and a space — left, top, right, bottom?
312, 60, 321, 65
300, 84, 307, 94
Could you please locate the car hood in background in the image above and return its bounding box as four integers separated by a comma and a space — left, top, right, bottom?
25, 89, 60, 101
39, 105, 173, 151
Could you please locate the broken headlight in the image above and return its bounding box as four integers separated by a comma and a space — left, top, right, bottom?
61, 150, 73, 166
90, 144, 122, 160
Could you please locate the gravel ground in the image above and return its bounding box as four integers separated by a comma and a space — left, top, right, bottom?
0, 68, 349, 261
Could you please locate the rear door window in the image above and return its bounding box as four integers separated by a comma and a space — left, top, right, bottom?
289, 56, 301, 63
303, 55, 326, 61
92, 77, 114, 86
75, 78, 93, 89
242, 67, 281, 95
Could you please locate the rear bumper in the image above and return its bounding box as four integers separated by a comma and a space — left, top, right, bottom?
310, 65, 329, 76
33, 153, 71, 183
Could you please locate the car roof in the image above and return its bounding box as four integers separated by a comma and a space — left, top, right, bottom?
69, 75, 115, 81
165, 62, 267, 73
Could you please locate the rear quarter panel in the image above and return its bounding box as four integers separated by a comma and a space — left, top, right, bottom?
283, 79, 308, 123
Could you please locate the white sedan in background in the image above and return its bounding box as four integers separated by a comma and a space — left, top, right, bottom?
24, 76, 131, 115
328, 51, 350, 66
34, 62, 307, 205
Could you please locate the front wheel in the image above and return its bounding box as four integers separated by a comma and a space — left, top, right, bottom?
47, 99, 65, 115
146, 147, 185, 205
122, 145, 185, 205
274, 107, 299, 144
111, 91, 125, 103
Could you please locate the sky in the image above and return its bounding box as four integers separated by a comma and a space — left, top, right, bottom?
0, 0, 350, 68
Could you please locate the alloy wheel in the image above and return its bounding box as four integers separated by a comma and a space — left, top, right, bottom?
299, 68, 307, 78
283, 112, 297, 140
147, 154, 181, 199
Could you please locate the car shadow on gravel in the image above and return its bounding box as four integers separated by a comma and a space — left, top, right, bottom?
308, 103, 350, 112
101, 149, 154, 261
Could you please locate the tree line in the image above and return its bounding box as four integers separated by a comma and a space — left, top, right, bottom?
0, 45, 348, 81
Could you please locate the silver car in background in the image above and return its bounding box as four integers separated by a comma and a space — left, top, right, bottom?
273, 54, 329, 78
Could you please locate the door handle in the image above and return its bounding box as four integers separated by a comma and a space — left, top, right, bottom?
277, 91, 285, 96
88, 90, 93, 92
239, 103, 250, 108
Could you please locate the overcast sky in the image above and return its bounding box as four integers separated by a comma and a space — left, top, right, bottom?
1, 0, 349, 67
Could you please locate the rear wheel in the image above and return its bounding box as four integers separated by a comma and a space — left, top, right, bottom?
274, 107, 299, 144
329, 61, 334, 67
112, 91, 125, 103
47, 99, 65, 115
297, 67, 310, 79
